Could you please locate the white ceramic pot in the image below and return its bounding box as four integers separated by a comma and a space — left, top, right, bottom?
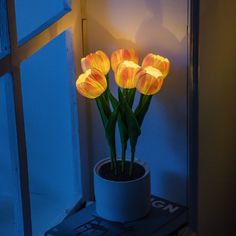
94, 158, 151, 222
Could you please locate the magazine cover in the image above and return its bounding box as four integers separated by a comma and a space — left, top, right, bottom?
45, 196, 187, 236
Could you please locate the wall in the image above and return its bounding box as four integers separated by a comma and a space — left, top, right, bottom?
198, 0, 236, 235
85, 0, 189, 205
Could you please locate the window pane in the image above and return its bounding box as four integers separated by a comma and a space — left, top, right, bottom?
0, 0, 10, 58
14, 0, 68, 42
20, 32, 81, 235
0, 74, 21, 236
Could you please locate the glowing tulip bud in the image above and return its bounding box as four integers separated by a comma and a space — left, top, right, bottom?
81, 50, 110, 75
142, 53, 170, 78
135, 66, 164, 95
76, 69, 107, 99
111, 48, 139, 72
115, 60, 141, 89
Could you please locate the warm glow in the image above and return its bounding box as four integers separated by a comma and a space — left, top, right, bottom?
76, 68, 107, 99
115, 60, 140, 89
142, 53, 170, 78
76, 48, 171, 175
78, 69, 92, 83
111, 48, 139, 72
122, 60, 140, 69
135, 66, 164, 95
144, 66, 163, 78
81, 50, 110, 75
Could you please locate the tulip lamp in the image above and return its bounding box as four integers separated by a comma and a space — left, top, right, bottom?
76, 48, 170, 222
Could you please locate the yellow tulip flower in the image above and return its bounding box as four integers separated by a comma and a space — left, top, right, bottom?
142, 53, 170, 78
76, 68, 107, 99
115, 60, 141, 89
111, 48, 139, 72
135, 66, 164, 95
81, 50, 110, 75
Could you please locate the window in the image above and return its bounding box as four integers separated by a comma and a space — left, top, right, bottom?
0, 74, 20, 236
0, 0, 87, 235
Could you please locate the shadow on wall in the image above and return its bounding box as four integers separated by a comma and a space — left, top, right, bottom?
86, 0, 188, 204
135, 0, 188, 205
135, 0, 187, 155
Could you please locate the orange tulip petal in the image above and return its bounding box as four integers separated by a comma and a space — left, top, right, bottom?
95, 50, 110, 75
77, 82, 101, 99
111, 48, 139, 72
136, 66, 164, 95
142, 53, 170, 78
115, 61, 140, 89
81, 51, 110, 75
76, 69, 107, 99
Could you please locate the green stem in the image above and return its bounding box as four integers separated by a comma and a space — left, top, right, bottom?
106, 74, 110, 87
135, 94, 152, 127
121, 142, 127, 172
123, 88, 129, 99
128, 88, 136, 108
100, 93, 111, 117
96, 92, 117, 175
95, 98, 108, 128
129, 148, 135, 176
110, 147, 117, 175
135, 94, 145, 114
104, 74, 110, 102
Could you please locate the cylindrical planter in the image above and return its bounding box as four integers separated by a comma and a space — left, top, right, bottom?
94, 158, 151, 222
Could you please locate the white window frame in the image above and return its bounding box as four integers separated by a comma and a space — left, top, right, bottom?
0, 0, 90, 235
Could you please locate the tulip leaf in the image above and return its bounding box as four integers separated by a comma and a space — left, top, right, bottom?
100, 94, 111, 118
96, 94, 119, 171
127, 88, 136, 108
105, 104, 120, 170
109, 91, 129, 169
108, 90, 119, 108
135, 95, 152, 127
96, 97, 108, 128
104, 74, 110, 102
118, 88, 141, 151
105, 104, 119, 141
134, 94, 144, 114
109, 91, 128, 142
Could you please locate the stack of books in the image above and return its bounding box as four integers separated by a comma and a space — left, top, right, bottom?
45, 196, 188, 236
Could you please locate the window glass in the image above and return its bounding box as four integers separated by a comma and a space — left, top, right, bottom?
14, 0, 68, 42
20, 32, 81, 235
0, 74, 20, 236
0, 0, 10, 58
